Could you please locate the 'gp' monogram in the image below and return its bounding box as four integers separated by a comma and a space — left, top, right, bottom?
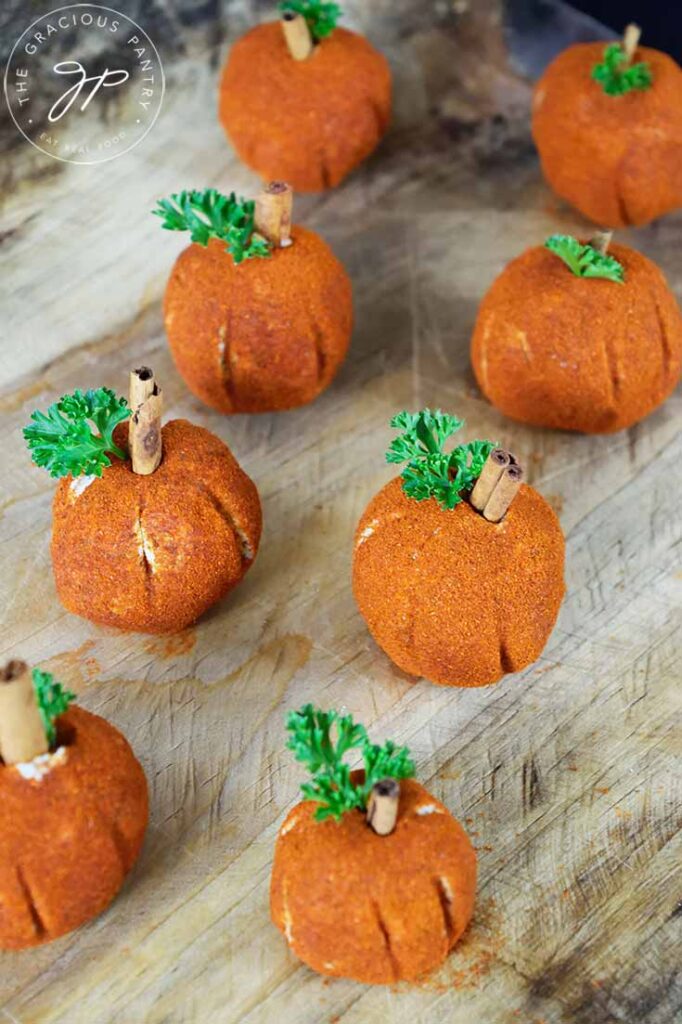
48, 60, 129, 122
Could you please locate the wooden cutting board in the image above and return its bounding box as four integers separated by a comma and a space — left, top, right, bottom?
1, 2, 680, 1021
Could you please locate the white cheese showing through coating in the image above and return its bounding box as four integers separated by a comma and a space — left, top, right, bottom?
70, 475, 96, 497
15, 746, 68, 781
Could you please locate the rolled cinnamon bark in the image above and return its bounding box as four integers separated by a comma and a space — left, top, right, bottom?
129, 367, 163, 476
0, 660, 49, 765
590, 230, 613, 255
255, 182, 293, 248
483, 462, 524, 522
282, 12, 313, 61
129, 366, 156, 411
470, 448, 511, 511
366, 778, 399, 835
130, 390, 163, 476
622, 23, 641, 64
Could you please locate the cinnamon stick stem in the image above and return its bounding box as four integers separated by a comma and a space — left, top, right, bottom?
483, 462, 524, 522
590, 230, 613, 255
366, 778, 399, 836
129, 367, 163, 476
282, 11, 313, 61
129, 366, 156, 411
0, 661, 49, 765
470, 449, 511, 511
622, 23, 641, 64
255, 182, 293, 248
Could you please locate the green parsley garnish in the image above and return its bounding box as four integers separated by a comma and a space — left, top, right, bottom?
279, 0, 341, 41
386, 410, 495, 511
287, 704, 415, 822
32, 669, 75, 747
545, 235, 624, 283
153, 189, 271, 265
24, 388, 130, 479
592, 42, 652, 96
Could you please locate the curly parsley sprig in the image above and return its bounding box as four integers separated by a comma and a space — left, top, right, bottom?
545, 235, 624, 283
386, 410, 495, 511
592, 42, 652, 96
32, 669, 75, 747
24, 388, 130, 479
153, 189, 271, 265
279, 0, 341, 41
287, 705, 415, 822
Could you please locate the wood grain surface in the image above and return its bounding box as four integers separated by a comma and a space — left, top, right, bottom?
1, 2, 680, 1022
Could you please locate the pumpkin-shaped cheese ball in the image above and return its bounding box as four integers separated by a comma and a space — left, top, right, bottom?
471, 233, 682, 434
0, 662, 148, 949
271, 706, 476, 983
219, 5, 391, 191
353, 411, 565, 688
157, 185, 353, 414
24, 370, 261, 633
532, 24, 682, 226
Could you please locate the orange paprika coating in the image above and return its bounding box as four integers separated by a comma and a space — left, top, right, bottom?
0, 706, 148, 950
353, 479, 565, 688
471, 242, 682, 434
219, 23, 391, 192
271, 776, 476, 984
163, 227, 353, 414
532, 42, 682, 227
52, 419, 262, 633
